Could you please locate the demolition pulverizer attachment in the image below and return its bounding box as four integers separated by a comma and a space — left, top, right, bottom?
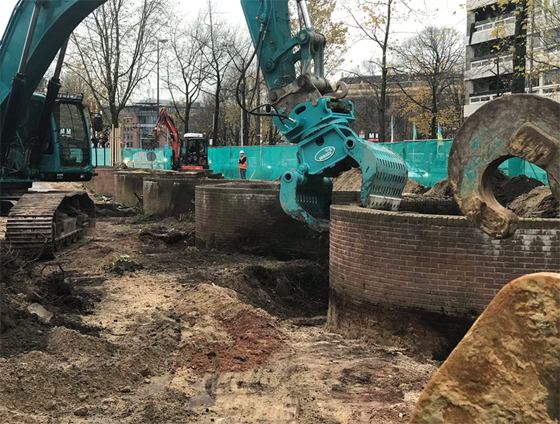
275, 98, 408, 231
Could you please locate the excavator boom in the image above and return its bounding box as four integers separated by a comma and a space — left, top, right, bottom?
1, 0, 106, 111
240, 0, 408, 230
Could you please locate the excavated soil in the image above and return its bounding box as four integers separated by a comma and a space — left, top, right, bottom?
509, 185, 560, 218
0, 186, 439, 423
332, 168, 559, 218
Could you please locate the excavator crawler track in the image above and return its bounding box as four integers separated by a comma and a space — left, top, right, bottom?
6, 191, 95, 258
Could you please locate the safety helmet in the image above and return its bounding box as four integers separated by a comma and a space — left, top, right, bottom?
240, 150, 245, 154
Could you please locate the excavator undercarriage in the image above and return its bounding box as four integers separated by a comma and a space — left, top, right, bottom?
5, 190, 94, 258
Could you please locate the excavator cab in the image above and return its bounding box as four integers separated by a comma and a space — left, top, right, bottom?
179, 133, 209, 170
42, 93, 93, 180
1, 92, 93, 185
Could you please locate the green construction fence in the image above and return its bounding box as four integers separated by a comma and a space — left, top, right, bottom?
91, 140, 549, 187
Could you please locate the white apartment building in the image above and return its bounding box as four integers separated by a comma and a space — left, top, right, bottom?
465, 0, 560, 117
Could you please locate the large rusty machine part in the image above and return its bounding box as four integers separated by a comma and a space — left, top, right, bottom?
6, 191, 95, 258
449, 94, 560, 239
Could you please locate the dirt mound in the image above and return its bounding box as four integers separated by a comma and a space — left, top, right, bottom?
332, 168, 362, 192
173, 284, 285, 374
333, 169, 429, 196
410, 272, 560, 424
205, 260, 329, 320
404, 179, 429, 195
509, 186, 560, 218
424, 178, 454, 198
493, 171, 544, 207
331, 168, 558, 218
0, 309, 183, 421
0, 267, 102, 357
245, 260, 328, 303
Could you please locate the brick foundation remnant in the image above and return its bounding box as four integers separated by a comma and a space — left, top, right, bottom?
328, 205, 560, 358
143, 171, 224, 217
83, 167, 118, 197
114, 170, 152, 207
195, 181, 328, 262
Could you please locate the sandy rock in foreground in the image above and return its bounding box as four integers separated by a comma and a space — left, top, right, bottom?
410, 272, 560, 424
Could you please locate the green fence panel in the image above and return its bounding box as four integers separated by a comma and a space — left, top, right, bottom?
121, 148, 172, 170
385, 140, 548, 186
91, 147, 111, 167
384, 140, 453, 186
93, 142, 549, 186
91, 148, 173, 169
208, 145, 298, 180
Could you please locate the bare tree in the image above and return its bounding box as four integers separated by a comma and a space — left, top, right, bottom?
226, 33, 255, 146
196, 0, 235, 146
164, 19, 208, 134
343, 0, 398, 143
393, 27, 464, 139
67, 0, 171, 128
290, 0, 349, 76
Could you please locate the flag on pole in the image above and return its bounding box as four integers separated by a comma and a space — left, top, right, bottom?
390, 115, 394, 143
413, 123, 417, 141
437, 123, 443, 140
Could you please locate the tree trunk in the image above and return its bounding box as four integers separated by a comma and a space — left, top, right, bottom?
430, 114, 437, 140
379, 69, 387, 144
213, 78, 221, 146
110, 104, 119, 129
378, 0, 392, 144
242, 78, 249, 145
255, 74, 261, 146
512, 0, 528, 93
184, 104, 190, 133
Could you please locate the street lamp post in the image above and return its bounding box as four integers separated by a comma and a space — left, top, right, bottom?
156, 38, 168, 116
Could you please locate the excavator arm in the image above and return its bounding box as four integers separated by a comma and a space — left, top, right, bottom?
152, 107, 181, 170
1, 0, 107, 120
240, 0, 408, 231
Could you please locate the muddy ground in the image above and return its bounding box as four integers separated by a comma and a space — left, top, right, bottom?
0, 186, 438, 424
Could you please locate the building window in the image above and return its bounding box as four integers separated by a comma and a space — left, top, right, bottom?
543, 69, 560, 86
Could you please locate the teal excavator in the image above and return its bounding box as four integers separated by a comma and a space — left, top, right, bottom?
0, 0, 407, 256
0, 0, 107, 256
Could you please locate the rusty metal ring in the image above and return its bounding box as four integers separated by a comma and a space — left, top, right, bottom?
448, 94, 559, 239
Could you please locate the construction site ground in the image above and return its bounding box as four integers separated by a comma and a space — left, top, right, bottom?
0, 184, 439, 424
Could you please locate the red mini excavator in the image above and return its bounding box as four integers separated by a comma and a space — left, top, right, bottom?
152, 107, 209, 171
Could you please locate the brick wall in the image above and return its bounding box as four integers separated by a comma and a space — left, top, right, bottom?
328, 205, 560, 357
114, 171, 150, 207
143, 176, 226, 216
83, 167, 118, 197
196, 182, 328, 262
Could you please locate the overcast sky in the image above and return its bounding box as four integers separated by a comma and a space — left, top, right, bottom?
1, 0, 466, 93
0, 1, 466, 51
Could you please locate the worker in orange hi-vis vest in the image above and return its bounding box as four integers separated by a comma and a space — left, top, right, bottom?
238, 150, 247, 179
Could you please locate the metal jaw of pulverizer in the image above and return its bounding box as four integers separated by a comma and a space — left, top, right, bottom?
346, 137, 408, 210
279, 134, 408, 232
276, 97, 407, 231
280, 171, 332, 232
448, 94, 560, 239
